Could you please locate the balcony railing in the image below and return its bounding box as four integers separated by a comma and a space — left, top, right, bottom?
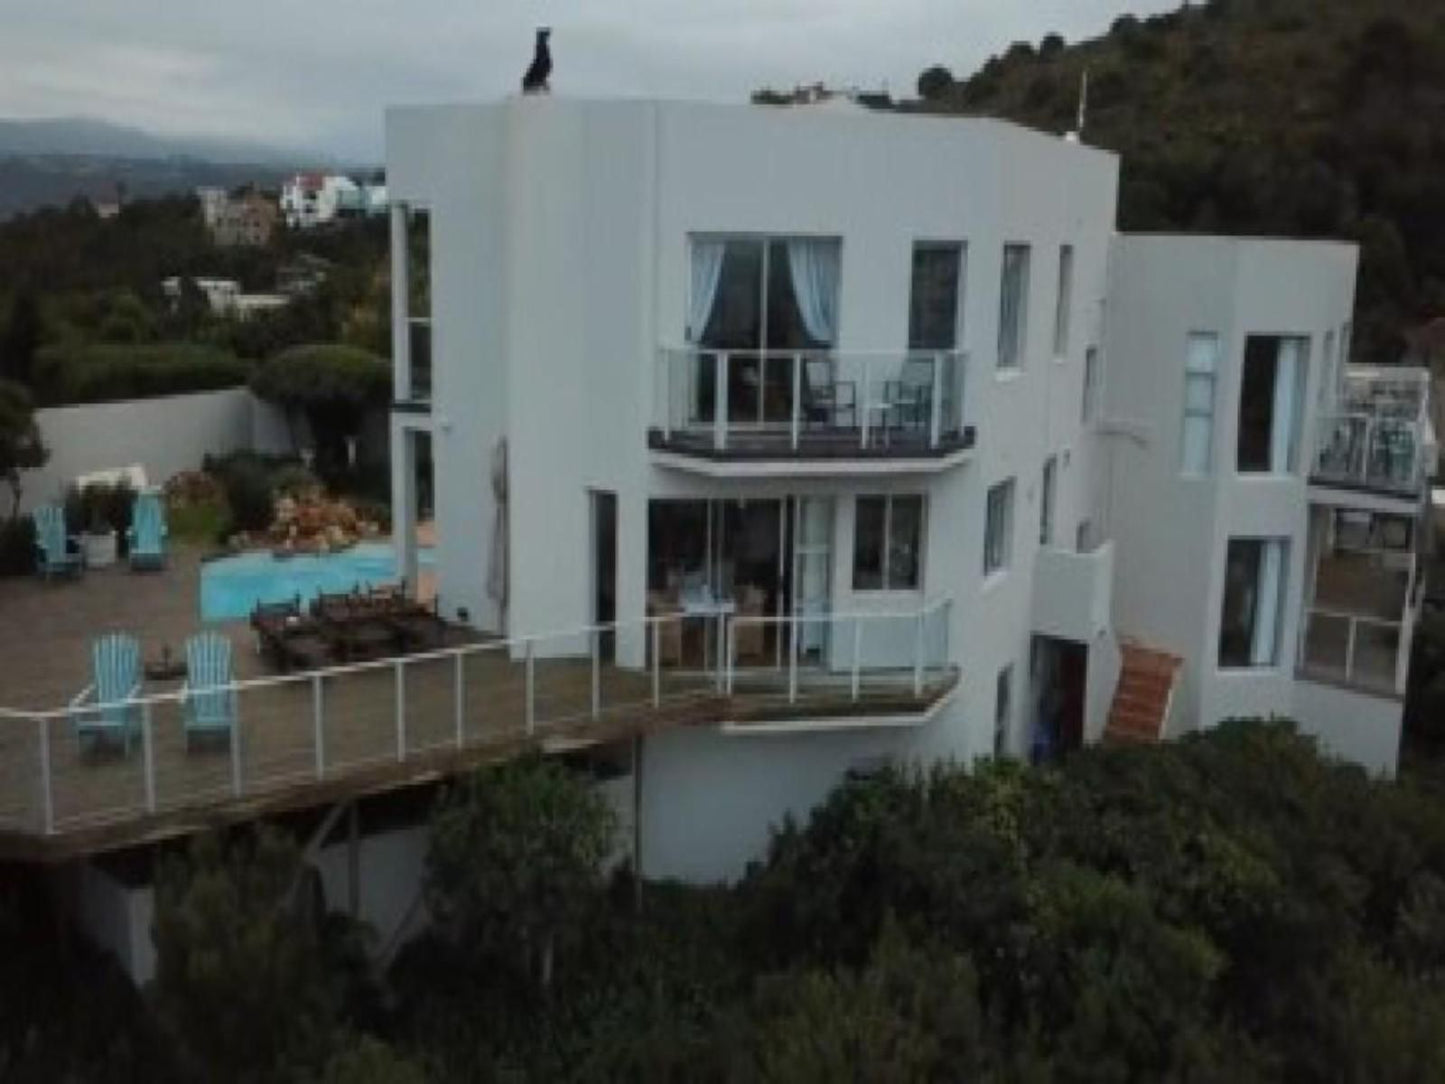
0, 601, 957, 845
726, 598, 953, 715
653, 347, 970, 459
1312, 367, 1433, 495
1298, 607, 1404, 697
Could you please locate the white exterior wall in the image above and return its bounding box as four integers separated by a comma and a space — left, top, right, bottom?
1103, 236, 1360, 735
22, 389, 294, 513
388, 97, 1399, 882
1292, 679, 1401, 777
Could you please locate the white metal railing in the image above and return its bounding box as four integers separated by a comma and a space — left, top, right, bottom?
1298, 607, 1403, 696
725, 597, 953, 705
655, 347, 968, 454
0, 599, 956, 838
1313, 366, 1433, 493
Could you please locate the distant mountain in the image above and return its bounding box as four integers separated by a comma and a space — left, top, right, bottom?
0, 116, 353, 220
0, 155, 293, 221
0, 116, 313, 165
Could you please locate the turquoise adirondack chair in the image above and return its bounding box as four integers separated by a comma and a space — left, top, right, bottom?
69, 633, 142, 752
182, 632, 237, 746
127, 490, 168, 571
33, 503, 84, 580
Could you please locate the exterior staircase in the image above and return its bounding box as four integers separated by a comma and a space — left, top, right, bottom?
1104, 641, 1184, 744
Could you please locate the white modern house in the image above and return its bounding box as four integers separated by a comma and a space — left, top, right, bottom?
281, 173, 389, 229
385, 96, 1435, 881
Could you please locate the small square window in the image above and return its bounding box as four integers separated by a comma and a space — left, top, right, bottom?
853, 495, 925, 590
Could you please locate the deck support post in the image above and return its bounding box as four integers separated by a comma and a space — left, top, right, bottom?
591, 629, 601, 722
851, 621, 862, 702
141, 701, 156, 813
525, 640, 535, 735
229, 705, 242, 798
312, 674, 325, 780
788, 615, 799, 704
790, 352, 802, 450
453, 651, 465, 749
37, 717, 53, 835
913, 611, 925, 697
394, 659, 407, 762
651, 621, 661, 708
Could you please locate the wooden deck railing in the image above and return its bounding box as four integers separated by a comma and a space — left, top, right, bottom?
0, 601, 956, 849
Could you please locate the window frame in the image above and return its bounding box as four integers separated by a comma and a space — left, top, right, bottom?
1217, 536, 1290, 670
1236, 334, 1309, 476
908, 240, 967, 351
1040, 455, 1058, 546
1053, 244, 1074, 359
852, 494, 926, 592
1180, 332, 1220, 476
1082, 346, 1100, 424
997, 243, 1031, 371
984, 478, 1016, 577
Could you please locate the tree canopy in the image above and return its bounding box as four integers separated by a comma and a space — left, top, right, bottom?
249, 344, 389, 471
910, 0, 1445, 364
0, 378, 48, 518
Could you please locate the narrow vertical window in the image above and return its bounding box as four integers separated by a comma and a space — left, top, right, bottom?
1053, 244, 1074, 358
984, 479, 1015, 575
1082, 347, 1100, 424
1040, 455, 1057, 546
998, 244, 1031, 370
994, 664, 1013, 756
1219, 538, 1289, 668
908, 242, 965, 350
1237, 335, 1308, 474
1181, 333, 1219, 476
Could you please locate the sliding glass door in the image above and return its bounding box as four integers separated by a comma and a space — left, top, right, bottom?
688, 236, 840, 427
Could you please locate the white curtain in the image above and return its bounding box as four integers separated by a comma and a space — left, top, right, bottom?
1270, 338, 1303, 472
687, 239, 727, 342
1250, 540, 1284, 666
786, 239, 840, 345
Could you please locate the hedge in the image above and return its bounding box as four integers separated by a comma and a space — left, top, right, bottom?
32, 342, 250, 406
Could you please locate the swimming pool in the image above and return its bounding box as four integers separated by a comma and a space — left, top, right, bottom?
200, 543, 434, 622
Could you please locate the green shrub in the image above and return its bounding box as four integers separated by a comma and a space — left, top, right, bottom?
0, 513, 35, 575
272, 463, 321, 498
220, 458, 274, 534
32, 342, 249, 406
250, 345, 389, 474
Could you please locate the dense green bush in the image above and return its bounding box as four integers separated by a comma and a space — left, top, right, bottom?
31, 342, 248, 406
218, 458, 274, 534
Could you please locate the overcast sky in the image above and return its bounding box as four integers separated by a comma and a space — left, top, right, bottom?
0, 0, 1176, 161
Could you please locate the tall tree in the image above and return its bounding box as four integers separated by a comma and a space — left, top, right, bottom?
0, 291, 41, 387
0, 379, 48, 519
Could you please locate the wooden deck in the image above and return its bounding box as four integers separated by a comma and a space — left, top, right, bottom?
0, 549, 957, 860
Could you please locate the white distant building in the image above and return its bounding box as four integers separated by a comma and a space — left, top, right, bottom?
387, 97, 1435, 881
281, 173, 388, 228
161, 276, 289, 320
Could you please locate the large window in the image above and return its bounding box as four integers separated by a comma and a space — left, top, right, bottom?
853, 495, 924, 590
1237, 335, 1308, 474
994, 664, 1013, 756
1040, 455, 1057, 546
1053, 244, 1074, 358
998, 244, 1031, 370
984, 479, 1015, 576
1218, 538, 1289, 668
909, 242, 965, 350
687, 235, 842, 423
1082, 346, 1100, 424
1181, 333, 1220, 476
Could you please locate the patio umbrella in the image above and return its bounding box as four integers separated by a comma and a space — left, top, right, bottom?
486, 437, 508, 630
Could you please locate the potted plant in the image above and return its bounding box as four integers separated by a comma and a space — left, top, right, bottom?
80, 483, 118, 568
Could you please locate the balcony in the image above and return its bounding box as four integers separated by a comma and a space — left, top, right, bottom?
1311, 367, 1435, 499
650, 347, 974, 475
0, 557, 957, 859
1297, 545, 1420, 698
1031, 541, 1114, 644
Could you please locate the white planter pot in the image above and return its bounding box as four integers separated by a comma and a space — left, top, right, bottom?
83, 531, 118, 569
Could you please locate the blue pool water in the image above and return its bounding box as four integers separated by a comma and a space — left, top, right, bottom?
200, 543, 435, 622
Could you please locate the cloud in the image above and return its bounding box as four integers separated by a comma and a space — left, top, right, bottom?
0, 0, 1177, 160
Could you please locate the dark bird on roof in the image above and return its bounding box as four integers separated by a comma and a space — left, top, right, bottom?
522, 28, 552, 94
